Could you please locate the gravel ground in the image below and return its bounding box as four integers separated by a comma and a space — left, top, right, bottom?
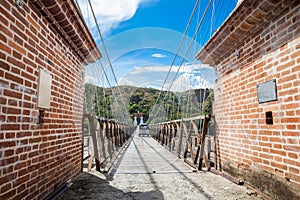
58, 132, 264, 200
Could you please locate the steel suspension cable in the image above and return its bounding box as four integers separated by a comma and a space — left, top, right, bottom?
166, 0, 213, 92
152, 0, 201, 114
87, 0, 130, 123
97, 60, 129, 122
150, 0, 213, 123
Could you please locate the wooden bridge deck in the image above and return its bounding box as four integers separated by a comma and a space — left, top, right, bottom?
109, 128, 193, 175
58, 128, 261, 200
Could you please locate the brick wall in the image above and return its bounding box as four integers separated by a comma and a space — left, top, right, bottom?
213, 3, 299, 199
196, 0, 299, 199
0, 0, 99, 199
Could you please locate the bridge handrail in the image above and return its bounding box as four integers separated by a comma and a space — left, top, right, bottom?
149, 115, 211, 126
82, 114, 136, 172
150, 114, 213, 171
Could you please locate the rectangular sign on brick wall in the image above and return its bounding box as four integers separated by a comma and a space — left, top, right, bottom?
37, 69, 52, 109
257, 79, 278, 104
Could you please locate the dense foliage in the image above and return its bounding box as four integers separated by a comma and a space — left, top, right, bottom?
84, 83, 213, 123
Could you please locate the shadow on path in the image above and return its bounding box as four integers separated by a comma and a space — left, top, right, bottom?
57, 172, 164, 200
142, 138, 212, 200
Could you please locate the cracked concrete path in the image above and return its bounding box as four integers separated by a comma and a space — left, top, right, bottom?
58, 131, 263, 200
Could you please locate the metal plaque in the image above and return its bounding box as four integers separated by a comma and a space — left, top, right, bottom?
257, 79, 278, 104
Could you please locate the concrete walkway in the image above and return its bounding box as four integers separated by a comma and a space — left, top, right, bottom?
109, 131, 192, 175
58, 129, 263, 200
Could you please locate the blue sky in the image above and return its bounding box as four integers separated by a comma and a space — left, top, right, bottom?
79, 0, 238, 90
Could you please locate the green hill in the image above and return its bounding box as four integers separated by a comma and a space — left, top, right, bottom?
84, 83, 213, 123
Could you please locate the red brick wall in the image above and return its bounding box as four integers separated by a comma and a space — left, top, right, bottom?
213, 3, 300, 198
0, 1, 90, 199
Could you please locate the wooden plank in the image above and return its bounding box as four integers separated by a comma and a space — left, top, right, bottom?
100, 121, 107, 160
183, 123, 189, 159
171, 119, 181, 123
168, 124, 172, 151
203, 154, 209, 169
183, 122, 195, 161
107, 122, 113, 160
193, 118, 203, 164
116, 124, 121, 146
207, 138, 211, 171
89, 115, 101, 171
81, 114, 85, 171
177, 119, 184, 158
191, 120, 200, 139
88, 152, 94, 172
120, 124, 124, 145
171, 123, 176, 152
212, 116, 218, 170
172, 122, 179, 152
198, 115, 210, 170
182, 115, 205, 122
163, 125, 167, 145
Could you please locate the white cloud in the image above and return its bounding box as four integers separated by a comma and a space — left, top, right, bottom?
128, 65, 170, 74
85, 74, 98, 85
78, 0, 157, 36
127, 64, 211, 75
151, 53, 167, 58
117, 64, 215, 91
118, 77, 135, 86
170, 73, 213, 92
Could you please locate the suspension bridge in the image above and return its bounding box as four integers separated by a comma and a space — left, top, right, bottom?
1, 0, 298, 199
82, 115, 213, 172
57, 116, 257, 200
55, 0, 296, 199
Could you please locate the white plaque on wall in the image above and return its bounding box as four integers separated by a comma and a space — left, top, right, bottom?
37, 69, 52, 109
